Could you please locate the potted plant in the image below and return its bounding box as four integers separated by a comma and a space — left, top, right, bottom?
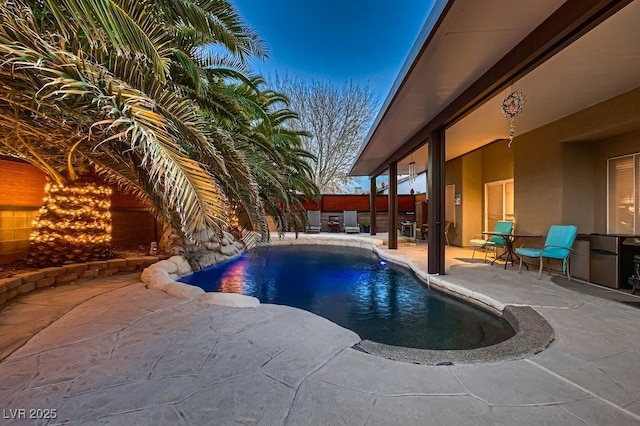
361, 220, 370, 233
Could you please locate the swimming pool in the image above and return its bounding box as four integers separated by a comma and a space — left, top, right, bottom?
179, 245, 514, 350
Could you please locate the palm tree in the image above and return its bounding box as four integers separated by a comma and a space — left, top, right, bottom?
216, 77, 319, 235
0, 0, 316, 266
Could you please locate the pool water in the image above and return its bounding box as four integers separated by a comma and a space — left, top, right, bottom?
179, 245, 514, 350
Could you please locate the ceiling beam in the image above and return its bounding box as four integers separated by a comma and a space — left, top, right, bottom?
370, 0, 632, 177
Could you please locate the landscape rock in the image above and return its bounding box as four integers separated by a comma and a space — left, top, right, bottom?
153, 260, 178, 274
164, 282, 205, 300
204, 242, 220, 251
192, 229, 216, 242
220, 244, 238, 256
147, 276, 174, 291
198, 292, 260, 307
168, 256, 192, 276
140, 269, 175, 290
199, 253, 218, 268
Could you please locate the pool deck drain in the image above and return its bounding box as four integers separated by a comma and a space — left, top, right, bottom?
1, 234, 640, 424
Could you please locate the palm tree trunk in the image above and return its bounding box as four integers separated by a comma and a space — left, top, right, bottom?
27, 178, 114, 267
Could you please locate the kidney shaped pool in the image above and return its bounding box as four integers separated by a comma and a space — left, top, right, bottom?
179, 245, 514, 350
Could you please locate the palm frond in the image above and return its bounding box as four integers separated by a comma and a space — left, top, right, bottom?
43, 0, 173, 80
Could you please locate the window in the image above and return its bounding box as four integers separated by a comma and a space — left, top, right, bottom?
484, 179, 514, 231
608, 154, 639, 234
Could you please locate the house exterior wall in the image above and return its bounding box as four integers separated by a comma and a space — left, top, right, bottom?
462, 151, 484, 246
446, 142, 511, 247
514, 87, 640, 236
481, 140, 514, 184
514, 128, 564, 235
449, 87, 640, 249
561, 141, 595, 233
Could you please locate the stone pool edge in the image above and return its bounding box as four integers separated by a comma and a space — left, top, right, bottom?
272, 235, 555, 365
356, 305, 554, 365
140, 254, 259, 308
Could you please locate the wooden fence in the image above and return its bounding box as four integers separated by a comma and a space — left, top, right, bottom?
302, 194, 416, 213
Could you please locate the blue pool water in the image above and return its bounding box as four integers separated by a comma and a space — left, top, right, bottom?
179, 245, 514, 350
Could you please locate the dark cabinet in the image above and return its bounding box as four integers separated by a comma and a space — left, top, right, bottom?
415, 201, 428, 226
415, 201, 428, 240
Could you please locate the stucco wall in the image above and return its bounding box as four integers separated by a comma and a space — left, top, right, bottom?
481, 140, 514, 184
447, 87, 640, 248
561, 142, 595, 232
445, 142, 512, 247
513, 87, 640, 236
513, 132, 564, 235
462, 151, 484, 246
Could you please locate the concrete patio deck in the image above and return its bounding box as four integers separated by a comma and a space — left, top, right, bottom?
1, 234, 640, 425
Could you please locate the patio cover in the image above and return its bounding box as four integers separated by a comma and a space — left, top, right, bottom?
350, 0, 639, 178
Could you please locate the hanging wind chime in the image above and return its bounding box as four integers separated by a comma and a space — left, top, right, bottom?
500, 87, 526, 147
408, 161, 416, 184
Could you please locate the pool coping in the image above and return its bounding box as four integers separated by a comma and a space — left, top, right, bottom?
355, 305, 554, 365
271, 234, 556, 365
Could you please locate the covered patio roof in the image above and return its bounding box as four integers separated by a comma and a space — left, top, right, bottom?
350, 0, 639, 177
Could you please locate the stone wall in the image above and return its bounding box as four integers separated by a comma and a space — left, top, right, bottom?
0, 256, 159, 309
170, 230, 246, 272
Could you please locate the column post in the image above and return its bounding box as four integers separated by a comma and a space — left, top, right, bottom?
388, 163, 398, 250
427, 128, 445, 274
369, 176, 377, 235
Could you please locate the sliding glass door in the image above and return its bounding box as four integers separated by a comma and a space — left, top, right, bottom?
485, 179, 514, 231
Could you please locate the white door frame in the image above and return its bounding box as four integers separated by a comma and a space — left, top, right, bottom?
484, 179, 514, 231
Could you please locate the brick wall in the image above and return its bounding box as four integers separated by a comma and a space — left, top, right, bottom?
0, 158, 158, 264
0, 208, 39, 263
0, 159, 48, 263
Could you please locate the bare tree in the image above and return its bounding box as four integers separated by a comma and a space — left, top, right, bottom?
271, 75, 378, 193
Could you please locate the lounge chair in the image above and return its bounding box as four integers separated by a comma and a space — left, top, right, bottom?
343, 210, 360, 233
470, 220, 514, 261
516, 224, 578, 280
306, 210, 321, 233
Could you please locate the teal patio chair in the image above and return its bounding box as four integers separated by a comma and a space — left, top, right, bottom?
515, 225, 578, 280
470, 221, 514, 261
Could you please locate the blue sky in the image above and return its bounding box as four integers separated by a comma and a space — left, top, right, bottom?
231, 0, 435, 102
